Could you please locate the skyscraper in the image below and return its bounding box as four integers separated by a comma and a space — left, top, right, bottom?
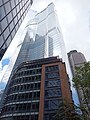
68, 50, 86, 76
0, 3, 73, 120
0, 0, 33, 60
68, 50, 86, 107
26, 3, 66, 62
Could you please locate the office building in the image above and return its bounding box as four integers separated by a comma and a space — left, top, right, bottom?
0, 57, 73, 120
68, 50, 87, 107
0, 3, 73, 120
0, 0, 33, 60
68, 50, 86, 76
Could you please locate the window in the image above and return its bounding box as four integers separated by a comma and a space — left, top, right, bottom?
5, 35, 11, 47
1, 17, 8, 31
46, 72, 59, 79
12, 8, 17, 18
7, 12, 13, 24
9, 21, 14, 31
11, 28, 15, 38
3, 27, 9, 40
46, 65, 58, 72
0, 6, 5, 20
4, 2, 11, 14
45, 89, 61, 97
10, 0, 15, 9
0, 35, 4, 48
45, 79, 60, 87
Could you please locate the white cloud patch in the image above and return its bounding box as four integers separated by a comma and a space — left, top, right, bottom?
0, 64, 8, 82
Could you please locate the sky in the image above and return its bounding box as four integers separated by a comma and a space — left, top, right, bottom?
0, 0, 90, 104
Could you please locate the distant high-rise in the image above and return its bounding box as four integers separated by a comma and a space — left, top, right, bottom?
68, 50, 86, 76
0, 0, 33, 60
0, 3, 73, 120
68, 50, 86, 107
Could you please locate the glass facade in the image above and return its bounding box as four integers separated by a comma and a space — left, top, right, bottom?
11, 3, 67, 71
26, 3, 66, 62
0, 0, 33, 60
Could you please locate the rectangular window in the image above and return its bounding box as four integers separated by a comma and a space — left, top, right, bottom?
0, 6, 6, 20
3, 27, 10, 40
1, 17, 8, 31
7, 12, 13, 24
5, 2, 11, 14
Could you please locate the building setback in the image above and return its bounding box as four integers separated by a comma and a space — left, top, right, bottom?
0, 0, 33, 60
0, 57, 73, 120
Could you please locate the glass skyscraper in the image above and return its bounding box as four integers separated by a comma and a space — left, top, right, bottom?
0, 0, 33, 60
26, 3, 66, 61
0, 3, 73, 120
11, 3, 67, 70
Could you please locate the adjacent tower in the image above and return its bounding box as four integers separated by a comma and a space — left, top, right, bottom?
0, 0, 33, 60
68, 50, 86, 107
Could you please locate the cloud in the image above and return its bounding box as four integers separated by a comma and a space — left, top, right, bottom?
0, 64, 8, 82
1, 58, 10, 68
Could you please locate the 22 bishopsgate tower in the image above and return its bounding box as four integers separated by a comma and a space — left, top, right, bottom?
0, 3, 73, 120
0, 0, 33, 60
